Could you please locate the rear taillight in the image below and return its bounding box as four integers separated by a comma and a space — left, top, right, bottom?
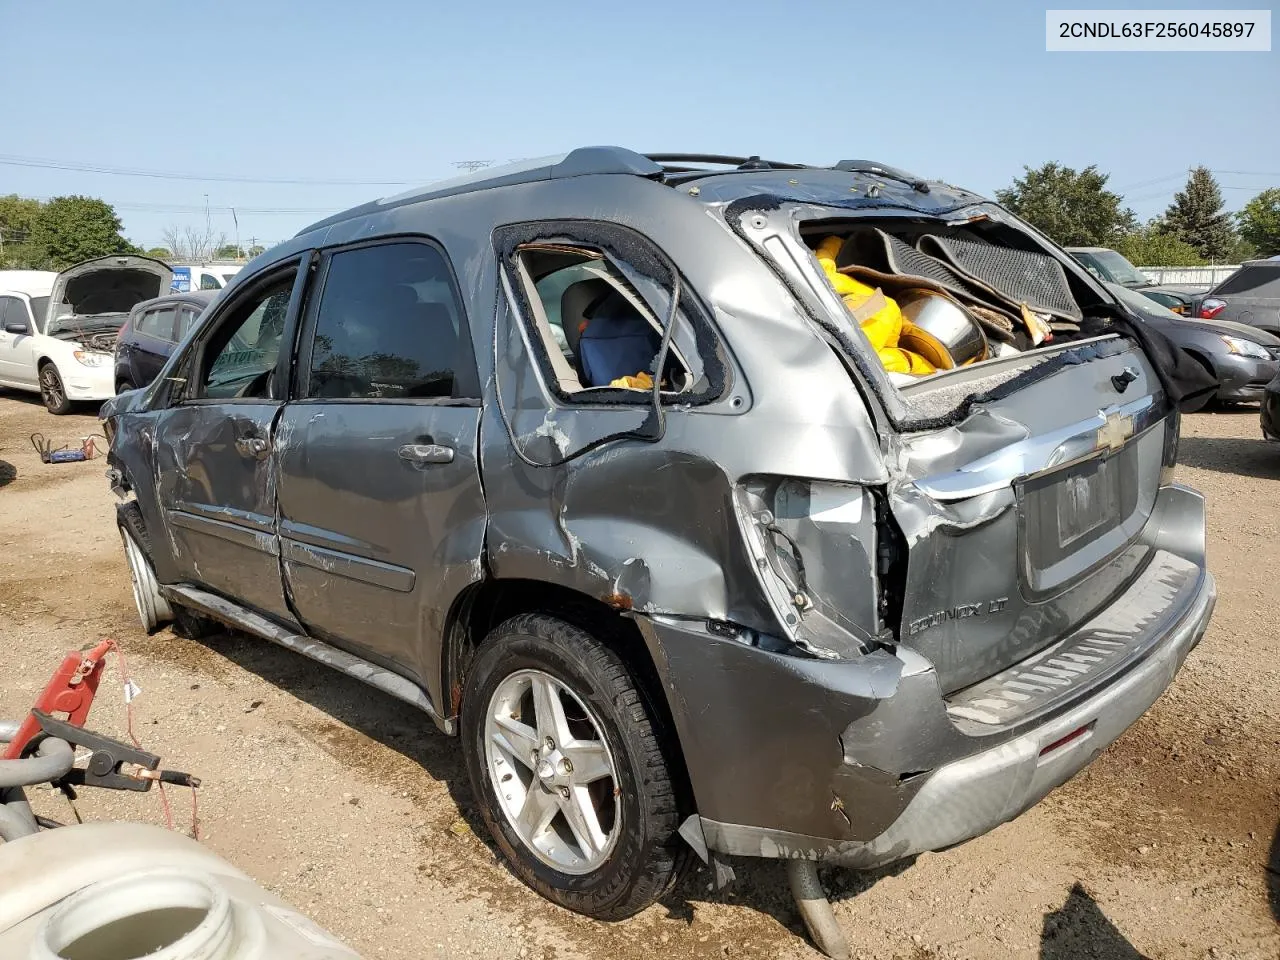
1198, 298, 1226, 320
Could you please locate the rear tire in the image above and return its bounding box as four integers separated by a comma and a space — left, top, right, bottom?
461, 613, 687, 920
39, 363, 72, 415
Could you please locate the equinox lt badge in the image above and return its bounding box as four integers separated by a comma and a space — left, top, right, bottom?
908, 597, 1009, 637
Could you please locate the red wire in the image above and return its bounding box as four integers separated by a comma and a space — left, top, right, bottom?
109, 638, 198, 838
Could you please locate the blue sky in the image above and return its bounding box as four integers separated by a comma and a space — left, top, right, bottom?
2, 0, 1276, 251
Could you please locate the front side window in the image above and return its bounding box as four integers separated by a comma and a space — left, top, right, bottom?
304, 242, 466, 400
0, 297, 31, 333
199, 273, 223, 290
198, 271, 295, 400
136, 306, 177, 340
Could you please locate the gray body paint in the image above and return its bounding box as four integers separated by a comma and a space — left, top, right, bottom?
101, 149, 1214, 866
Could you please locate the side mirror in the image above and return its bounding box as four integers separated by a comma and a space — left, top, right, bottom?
4, 321, 29, 335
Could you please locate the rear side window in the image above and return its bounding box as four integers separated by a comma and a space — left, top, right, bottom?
199, 273, 223, 290
304, 241, 470, 400
136, 306, 177, 341
176, 306, 200, 339
1213, 265, 1280, 297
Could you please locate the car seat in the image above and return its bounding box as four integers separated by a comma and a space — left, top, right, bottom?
573, 288, 661, 388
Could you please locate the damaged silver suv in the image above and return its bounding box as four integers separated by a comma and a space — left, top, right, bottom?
101, 149, 1216, 934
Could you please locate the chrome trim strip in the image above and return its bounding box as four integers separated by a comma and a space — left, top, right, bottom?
913, 393, 1162, 502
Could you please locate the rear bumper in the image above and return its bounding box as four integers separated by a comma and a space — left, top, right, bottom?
644, 484, 1213, 866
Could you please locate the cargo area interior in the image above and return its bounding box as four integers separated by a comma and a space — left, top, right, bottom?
797, 216, 1123, 402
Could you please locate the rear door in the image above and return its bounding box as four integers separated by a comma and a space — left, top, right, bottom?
151, 259, 310, 623
274, 239, 486, 685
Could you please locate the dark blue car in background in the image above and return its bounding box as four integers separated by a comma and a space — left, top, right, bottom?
113, 290, 214, 391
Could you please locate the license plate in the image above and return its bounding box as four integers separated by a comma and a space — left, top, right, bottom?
1057, 458, 1120, 548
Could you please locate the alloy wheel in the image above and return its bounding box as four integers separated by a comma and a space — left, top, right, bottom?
40, 367, 65, 410
484, 669, 620, 875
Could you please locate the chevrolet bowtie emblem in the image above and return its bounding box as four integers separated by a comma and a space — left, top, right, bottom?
1096, 412, 1134, 451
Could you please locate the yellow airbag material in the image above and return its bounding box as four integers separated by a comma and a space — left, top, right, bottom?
815, 236, 935, 376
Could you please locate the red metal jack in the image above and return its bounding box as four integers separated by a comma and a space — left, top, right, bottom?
2, 639, 115, 760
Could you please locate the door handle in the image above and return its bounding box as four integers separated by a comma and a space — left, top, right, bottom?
234, 436, 270, 459
398, 443, 455, 465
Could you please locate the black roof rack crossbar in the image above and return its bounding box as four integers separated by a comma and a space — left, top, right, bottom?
645, 153, 811, 171
833, 160, 930, 194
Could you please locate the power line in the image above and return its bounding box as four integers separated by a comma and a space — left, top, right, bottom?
0, 153, 418, 187
18, 195, 342, 215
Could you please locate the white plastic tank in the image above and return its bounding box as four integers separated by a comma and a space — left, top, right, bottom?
0, 822, 362, 959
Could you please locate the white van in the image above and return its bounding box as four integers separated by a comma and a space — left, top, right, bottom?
0, 256, 173, 413
170, 263, 243, 293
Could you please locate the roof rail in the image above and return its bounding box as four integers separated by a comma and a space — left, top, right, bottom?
296, 147, 665, 237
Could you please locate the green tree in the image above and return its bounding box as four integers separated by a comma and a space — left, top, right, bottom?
29, 196, 138, 269
1159, 166, 1236, 261
146, 246, 174, 259
1238, 188, 1280, 258
215, 243, 246, 259
0, 194, 47, 268
246, 244, 266, 258
996, 162, 1136, 247
1113, 225, 1205, 267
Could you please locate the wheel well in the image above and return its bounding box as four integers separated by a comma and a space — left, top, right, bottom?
1184, 349, 1216, 377
444, 579, 661, 716
442, 577, 692, 800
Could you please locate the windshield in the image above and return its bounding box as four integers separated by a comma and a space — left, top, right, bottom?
1080, 250, 1150, 287
1105, 281, 1181, 321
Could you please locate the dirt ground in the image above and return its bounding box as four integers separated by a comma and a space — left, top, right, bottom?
1, 388, 1277, 960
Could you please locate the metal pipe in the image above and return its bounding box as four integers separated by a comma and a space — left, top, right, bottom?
0, 791, 39, 841
0, 720, 19, 743
0, 737, 73, 789
786, 859, 851, 960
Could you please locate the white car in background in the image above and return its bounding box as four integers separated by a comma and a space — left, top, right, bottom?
171, 262, 243, 292
0, 255, 173, 414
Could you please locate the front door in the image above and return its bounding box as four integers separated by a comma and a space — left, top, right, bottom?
152, 260, 309, 623
275, 239, 486, 685
0, 296, 37, 386
128, 303, 178, 388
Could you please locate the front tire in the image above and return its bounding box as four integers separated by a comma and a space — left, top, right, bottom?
461, 613, 686, 920
117, 502, 173, 632
116, 501, 219, 638
39, 363, 72, 415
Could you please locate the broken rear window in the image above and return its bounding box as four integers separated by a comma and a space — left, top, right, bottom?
512, 244, 704, 398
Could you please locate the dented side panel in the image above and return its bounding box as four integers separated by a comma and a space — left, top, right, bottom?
151, 401, 296, 624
